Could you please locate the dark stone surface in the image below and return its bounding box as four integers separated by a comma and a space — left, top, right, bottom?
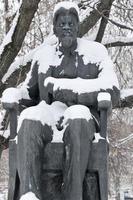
41, 141, 108, 200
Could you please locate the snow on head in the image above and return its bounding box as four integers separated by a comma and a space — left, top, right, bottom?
53, 1, 79, 17
20, 192, 39, 200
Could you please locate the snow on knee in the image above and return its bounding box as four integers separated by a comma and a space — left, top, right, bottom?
17, 101, 67, 133
17, 101, 54, 132
20, 192, 39, 200
63, 105, 92, 125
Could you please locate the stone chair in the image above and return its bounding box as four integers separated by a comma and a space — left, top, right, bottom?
3, 93, 111, 200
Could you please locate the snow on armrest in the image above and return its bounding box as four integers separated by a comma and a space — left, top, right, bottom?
2, 88, 22, 104
97, 92, 111, 110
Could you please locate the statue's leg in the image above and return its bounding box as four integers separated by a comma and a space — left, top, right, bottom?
62, 105, 96, 200
17, 102, 53, 200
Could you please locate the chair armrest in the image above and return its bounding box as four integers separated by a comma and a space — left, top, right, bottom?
2, 102, 19, 111
97, 93, 112, 139
97, 92, 112, 111
2, 103, 18, 140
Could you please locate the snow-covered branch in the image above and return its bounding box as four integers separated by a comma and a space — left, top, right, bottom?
116, 133, 133, 147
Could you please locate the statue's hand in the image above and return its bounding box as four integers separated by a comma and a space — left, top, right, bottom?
1, 88, 21, 110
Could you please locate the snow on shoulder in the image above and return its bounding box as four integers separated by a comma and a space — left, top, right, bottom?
31, 41, 63, 75
53, 1, 79, 16
77, 38, 109, 64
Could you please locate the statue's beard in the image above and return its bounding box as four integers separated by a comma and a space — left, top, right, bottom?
61, 36, 74, 49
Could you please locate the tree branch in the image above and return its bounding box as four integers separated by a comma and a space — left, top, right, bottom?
105, 41, 133, 48
0, 0, 41, 90
79, 0, 115, 37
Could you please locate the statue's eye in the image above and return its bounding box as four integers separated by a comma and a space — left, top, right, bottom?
59, 22, 65, 27
69, 22, 74, 27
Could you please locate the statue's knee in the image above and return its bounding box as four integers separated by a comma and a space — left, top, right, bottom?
63, 105, 92, 123
17, 107, 37, 133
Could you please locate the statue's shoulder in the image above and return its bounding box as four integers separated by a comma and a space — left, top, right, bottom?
32, 35, 58, 73
35, 36, 58, 58
77, 38, 108, 62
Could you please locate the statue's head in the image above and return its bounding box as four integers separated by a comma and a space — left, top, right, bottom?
53, 1, 79, 48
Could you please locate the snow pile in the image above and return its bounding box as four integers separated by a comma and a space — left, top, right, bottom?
63, 105, 92, 124
0, 130, 10, 139
1, 88, 22, 104
53, 1, 79, 16
44, 38, 119, 94
97, 92, 111, 102
93, 133, 105, 143
1, 85, 31, 104
17, 101, 67, 133
17, 101, 93, 143
20, 192, 39, 200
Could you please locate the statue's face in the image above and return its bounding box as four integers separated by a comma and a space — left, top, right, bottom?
54, 13, 79, 48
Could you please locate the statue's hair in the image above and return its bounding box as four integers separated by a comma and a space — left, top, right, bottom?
53, 7, 79, 26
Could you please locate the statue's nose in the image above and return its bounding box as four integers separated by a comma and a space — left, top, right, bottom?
63, 23, 70, 30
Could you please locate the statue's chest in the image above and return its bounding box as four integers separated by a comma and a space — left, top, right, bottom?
51, 53, 100, 79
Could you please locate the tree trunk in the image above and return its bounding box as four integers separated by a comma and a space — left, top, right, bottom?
0, 0, 41, 93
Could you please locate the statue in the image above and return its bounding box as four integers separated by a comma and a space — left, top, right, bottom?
2, 1, 120, 200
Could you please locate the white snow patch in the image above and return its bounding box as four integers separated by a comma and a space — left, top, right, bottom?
77, 38, 108, 64
53, 1, 79, 16
32, 43, 63, 75
1, 85, 30, 104
97, 92, 111, 102
0, 130, 10, 139
10, 135, 18, 144
17, 101, 67, 133
1, 88, 22, 104
93, 133, 105, 143
52, 125, 68, 143
20, 192, 39, 200
62, 105, 92, 126
17, 102, 92, 143
121, 89, 133, 99
44, 38, 119, 94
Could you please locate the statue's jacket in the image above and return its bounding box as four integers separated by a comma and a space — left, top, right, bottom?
21, 37, 120, 131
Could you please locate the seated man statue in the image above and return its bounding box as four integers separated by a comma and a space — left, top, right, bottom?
2, 1, 120, 200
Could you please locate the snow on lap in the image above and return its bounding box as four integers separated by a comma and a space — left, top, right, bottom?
17, 101, 67, 133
